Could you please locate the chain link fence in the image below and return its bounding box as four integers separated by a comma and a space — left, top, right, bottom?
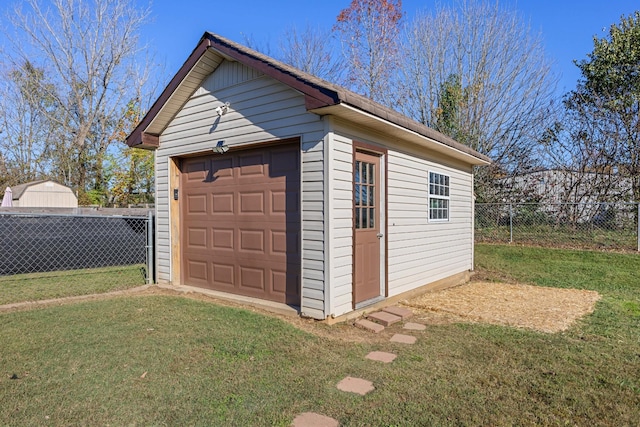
475, 202, 640, 252
0, 211, 154, 290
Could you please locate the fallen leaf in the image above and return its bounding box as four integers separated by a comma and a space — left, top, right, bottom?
140, 371, 147, 379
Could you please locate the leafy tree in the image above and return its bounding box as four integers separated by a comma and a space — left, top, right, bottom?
564, 11, 640, 202
109, 100, 154, 207
402, 0, 558, 201
434, 74, 465, 141
334, 0, 403, 104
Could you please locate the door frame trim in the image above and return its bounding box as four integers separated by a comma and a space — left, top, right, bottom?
352, 140, 388, 309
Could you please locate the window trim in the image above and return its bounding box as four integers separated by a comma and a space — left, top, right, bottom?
428, 171, 450, 222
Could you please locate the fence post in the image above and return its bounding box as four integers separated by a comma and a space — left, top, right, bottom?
509, 203, 513, 244
147, 211, 154, 284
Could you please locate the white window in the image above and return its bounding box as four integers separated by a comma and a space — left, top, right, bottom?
429, 171, 450, 221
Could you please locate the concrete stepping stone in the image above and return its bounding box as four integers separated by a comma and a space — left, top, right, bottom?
355, 318, 384, 333
382, 306, 414, 320
336, 376, 375, 395
403, 322, 426, 331
292, 412, 339, 427
367, 311, 402, 326
390, 333, 417, 344
365, 351, 397, 363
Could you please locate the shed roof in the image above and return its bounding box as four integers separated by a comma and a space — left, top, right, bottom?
10, 180, 72, 200
127, 31, 491, 166
10, 180, 48, 200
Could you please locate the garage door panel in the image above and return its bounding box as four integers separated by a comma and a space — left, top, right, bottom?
185, 160, 208, 181
187, 227, 207, 248
186, 259, 208, 282
239, 192, 265, 214
212, 157, 233, 179
212, 228, 234, 250
239, 153, 266, 176
271, 190, 299, 214
212, 263, 235, 288
181, 143, 300, 304
271, 230, 300, 256
239, 266, 266, 291
270, 149, 299, 176
239, 229, 265, 252
212, 192, 234, 213
187, 194, 208, 214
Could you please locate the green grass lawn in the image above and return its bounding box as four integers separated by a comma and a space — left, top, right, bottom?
0, 265, 147, 305
0, 245, 639, 426
476, 224, 638, 251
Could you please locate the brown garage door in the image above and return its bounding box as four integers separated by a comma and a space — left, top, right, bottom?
180, 143, 300, 305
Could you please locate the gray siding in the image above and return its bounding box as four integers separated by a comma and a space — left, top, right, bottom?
327, 132, 354, 317
154, 60, 325, 318
387, 150, 473, 296
329, 119, 474, 314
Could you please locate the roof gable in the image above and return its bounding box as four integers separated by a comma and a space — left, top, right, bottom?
10, 180, 70, 200
127, 31, 490, 165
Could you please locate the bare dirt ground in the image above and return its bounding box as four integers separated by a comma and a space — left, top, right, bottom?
403, 281, 601, 333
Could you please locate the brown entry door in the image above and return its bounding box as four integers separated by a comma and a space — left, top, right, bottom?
353, 150, 382, 304
180, 143, 301, 305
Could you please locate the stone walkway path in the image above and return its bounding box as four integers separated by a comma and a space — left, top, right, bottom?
291, 305, 424, 427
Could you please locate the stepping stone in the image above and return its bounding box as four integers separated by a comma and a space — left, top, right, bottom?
390, 333, 417, 344
337, 376, 375, 395
382, 306, 414, 320
365, 351, 397, 363
367, 311, 402, 327
292, 412, 339, 427
355, 318, 384, 333
403, 322, 426, 331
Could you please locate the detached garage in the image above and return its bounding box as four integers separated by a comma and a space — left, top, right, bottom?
127, 32, 490, 320
180, 142, 301, 305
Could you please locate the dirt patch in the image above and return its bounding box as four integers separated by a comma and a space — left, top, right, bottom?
403, 281, 601, 333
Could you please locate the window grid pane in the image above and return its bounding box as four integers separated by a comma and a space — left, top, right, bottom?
429, 172, 450, 221
355, 160, 376, 229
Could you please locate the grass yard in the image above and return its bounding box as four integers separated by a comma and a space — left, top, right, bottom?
0, 245, 639, 426
0, 265, 147, 305
475, 224, 638, 251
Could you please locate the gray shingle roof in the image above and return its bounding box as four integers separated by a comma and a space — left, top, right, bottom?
127, 31, 490, 165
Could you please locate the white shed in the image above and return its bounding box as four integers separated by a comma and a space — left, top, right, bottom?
10, 180, 78, 208
126, 32, 490, 320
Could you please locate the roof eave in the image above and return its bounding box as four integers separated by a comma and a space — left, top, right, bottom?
310, 103, 491, 166
126, 32, 341, 149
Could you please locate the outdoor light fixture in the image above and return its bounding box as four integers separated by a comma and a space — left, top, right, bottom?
213, 140, 229, 154
215, 101, 230, 117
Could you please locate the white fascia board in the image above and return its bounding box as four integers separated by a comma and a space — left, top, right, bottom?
310, 103, 490, 166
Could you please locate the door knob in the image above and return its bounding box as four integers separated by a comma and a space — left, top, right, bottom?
376, 233, 383, 238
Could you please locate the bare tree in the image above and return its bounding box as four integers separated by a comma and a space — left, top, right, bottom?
402, 0, 559, 200
3, 0, 157, 204
541, 109, 628, 206
0, 61, 57, 185
278, 24, 345, 84
334, 0, 403, 104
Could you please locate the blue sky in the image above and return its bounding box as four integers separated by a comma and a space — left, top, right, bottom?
141, 0, 639, 95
